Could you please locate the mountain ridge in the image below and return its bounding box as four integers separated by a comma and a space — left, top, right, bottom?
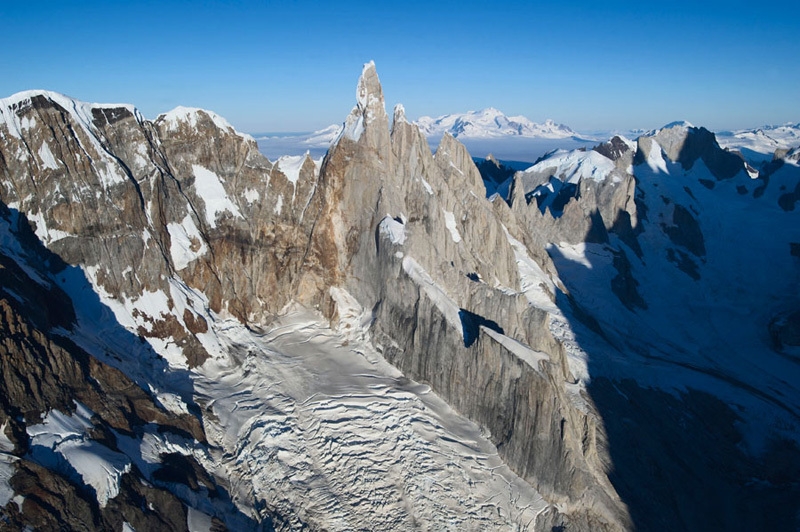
0, 64, 799, 531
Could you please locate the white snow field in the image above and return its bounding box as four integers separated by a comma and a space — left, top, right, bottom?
192, 305, 549, 530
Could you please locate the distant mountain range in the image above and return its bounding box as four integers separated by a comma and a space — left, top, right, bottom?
255, 108, 587, 160
716, 123, 800, 162
414, 107, 580, 140
260, 107, 582, 147
257, 113, 800, 164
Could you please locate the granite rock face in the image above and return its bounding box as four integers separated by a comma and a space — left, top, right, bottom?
311, 64, 627, 529
504, 120, 800, 530
0, 90, 328, 364
0, 203, 268, 531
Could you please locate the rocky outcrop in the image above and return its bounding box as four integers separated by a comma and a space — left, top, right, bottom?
0, 203, 263, 531
593, 135, 635, 171
0, 88, 329, 369
475, 154, 517, 188
509, 155, 639, 252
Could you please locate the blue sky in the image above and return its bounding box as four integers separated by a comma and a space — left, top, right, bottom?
2, 0, 798, 133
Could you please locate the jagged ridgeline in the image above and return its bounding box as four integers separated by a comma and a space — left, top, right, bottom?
0, 63, 799, 531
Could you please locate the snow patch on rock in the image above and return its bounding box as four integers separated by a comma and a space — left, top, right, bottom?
502, 226, 557, 312
244, 188, 259, 204
402, 256, 462, 335
191, 165, 242, 227
167, 214, 208, 270
342, 113, 364, 141
0, 421, 16, 507
27, 403, 131, 507
276, 154, 307, 185
26, 211, 72, 244
187, 507, 214, 532
37, 142, 60, 170
443, 209, 462, 243
646, 141, 670, 174
378, 215, 406, 245
419, 176, 434, 195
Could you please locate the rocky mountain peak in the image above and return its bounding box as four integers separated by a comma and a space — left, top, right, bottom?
155, 106, 243, 138
635, 122, 746, 180
355, 61, 383, 113
392, 103, 407, 126
0, 90, 142, 133
593, 135, 633, 162
337, 61, 389, 147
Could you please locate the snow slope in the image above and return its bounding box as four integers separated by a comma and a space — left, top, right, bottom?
193, 306, 549, 530
717, 123, 800, 154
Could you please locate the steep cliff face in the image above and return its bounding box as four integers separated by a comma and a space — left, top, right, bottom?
310, 63, 627, 529
0, 89, 328, 368
0, 202, 275, 531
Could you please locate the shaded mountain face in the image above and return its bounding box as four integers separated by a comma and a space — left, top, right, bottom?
1, 64, 799, 532
508, 120, 800, 529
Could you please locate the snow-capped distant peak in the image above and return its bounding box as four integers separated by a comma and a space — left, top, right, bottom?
414, 108, 578, 140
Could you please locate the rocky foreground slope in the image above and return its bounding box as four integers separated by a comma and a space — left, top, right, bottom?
0, 63, 799, 531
